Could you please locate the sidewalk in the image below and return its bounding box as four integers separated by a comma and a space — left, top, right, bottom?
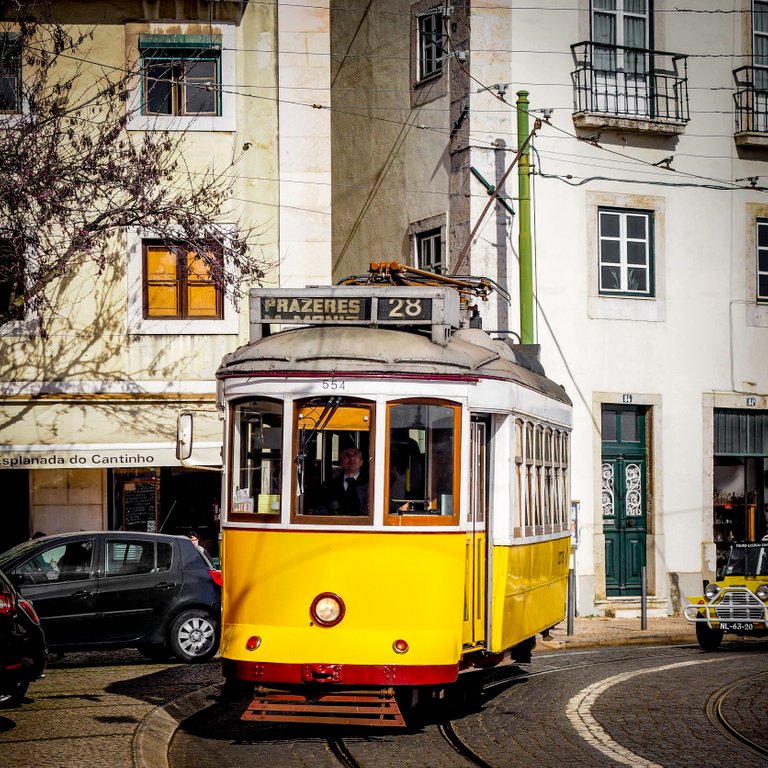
536, 614, 696, 651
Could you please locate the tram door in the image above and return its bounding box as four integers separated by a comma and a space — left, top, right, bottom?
463, 415, 490, 648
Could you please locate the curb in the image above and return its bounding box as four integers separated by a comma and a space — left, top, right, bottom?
133, 682, 221, 768
538, 632, 696, 651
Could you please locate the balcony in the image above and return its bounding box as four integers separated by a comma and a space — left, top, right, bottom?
571, 42, 689, 135
734, 66, 768, 147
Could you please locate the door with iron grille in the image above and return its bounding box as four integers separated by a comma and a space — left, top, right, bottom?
602, 405, 648, 595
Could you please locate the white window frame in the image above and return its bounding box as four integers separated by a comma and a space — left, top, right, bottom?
416, 228, 444, 274
598, 207, 653, 297
127, 227, 238, 335
586, 192, 665, 322
126, 24, 236, 132
417, 8, 442, 82
757, 219, 768, 303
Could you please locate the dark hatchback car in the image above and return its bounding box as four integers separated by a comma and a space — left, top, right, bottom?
0, 566, 46, 706
0, 532, 221, 663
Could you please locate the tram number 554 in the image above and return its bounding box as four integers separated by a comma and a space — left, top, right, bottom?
322, 380, 345, 390
379, 298, 431, 321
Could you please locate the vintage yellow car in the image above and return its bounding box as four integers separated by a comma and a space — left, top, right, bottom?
684, 537, 768, 651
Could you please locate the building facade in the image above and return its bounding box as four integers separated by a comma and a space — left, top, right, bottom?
0, 0, 333, 556
329, 1, 768, 615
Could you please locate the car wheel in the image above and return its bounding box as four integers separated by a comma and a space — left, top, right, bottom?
696, 621, 723, 652
168, 609, 219, 662
0, 679, 29, 708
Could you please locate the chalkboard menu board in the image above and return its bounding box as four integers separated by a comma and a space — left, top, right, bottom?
123, 480, 158, 532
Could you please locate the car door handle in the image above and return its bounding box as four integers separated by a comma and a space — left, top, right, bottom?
70, 590, 93, 599
155, 582, 177, 590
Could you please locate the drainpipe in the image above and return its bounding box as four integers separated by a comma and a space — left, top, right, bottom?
517, 91, 534, 345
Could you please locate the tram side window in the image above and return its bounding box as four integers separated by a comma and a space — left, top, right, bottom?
387, 401, 459, 520
293, 397, 373, 520
231, 399, 283, 519
514, 417, 570, 536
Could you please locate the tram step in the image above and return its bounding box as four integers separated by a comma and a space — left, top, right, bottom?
241, 687, 406, 727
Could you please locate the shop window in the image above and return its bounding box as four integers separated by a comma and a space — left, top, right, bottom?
143, 240, 223, 320
598, 207, 654, 296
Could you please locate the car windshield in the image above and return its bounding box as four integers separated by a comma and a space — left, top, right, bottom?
725, 541, 768, 577
0, 539, 41, 569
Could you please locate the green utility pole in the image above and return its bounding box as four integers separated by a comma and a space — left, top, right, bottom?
517, 91, 534, 345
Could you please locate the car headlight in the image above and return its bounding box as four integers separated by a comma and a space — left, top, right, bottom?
310, 592, 345, 627
704, 583, 721, 600
756, 584, 768, 602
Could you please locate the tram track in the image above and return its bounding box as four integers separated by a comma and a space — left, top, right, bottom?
706, 670, 768, 760
323, 648, 700, 768
328, 737, 365, 768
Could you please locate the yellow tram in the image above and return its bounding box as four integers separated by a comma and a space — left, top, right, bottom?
197, 265, 572, 725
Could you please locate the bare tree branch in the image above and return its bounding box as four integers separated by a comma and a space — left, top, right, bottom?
0, 0, 264, 333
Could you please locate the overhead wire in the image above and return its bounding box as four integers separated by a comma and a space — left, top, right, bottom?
10, 9, 768, 200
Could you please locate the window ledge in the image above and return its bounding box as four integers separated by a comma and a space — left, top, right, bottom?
746, 302, 768, 327
573, 111, 687, 136
126, 114, 235, 133
735, 131, 768, 148
128, 317, 238, 336
588, 295, 665, 322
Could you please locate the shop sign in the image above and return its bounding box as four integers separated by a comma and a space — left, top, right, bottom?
0, 444, 221, 469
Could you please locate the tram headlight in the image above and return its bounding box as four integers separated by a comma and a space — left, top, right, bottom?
704, 583, 721, 600
310, 592, 345, 627
756, 584, 768, 602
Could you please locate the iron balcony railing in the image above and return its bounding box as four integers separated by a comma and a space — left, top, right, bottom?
571, 41, 689, 123
734, 65, 768, 134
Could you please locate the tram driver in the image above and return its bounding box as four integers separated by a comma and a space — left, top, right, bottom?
317, 446, 369, 516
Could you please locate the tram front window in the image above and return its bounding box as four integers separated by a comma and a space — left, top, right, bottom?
230, 399, 282, 520
387, 401, 459, 519
294, 397, 372, 520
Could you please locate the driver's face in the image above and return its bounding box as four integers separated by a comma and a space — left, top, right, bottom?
340, 449, 362, 476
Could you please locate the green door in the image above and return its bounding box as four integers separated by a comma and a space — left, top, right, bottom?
602, 406, 648, 596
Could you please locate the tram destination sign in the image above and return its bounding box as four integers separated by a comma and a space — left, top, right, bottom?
260, 295, 432, 323
261, 296, 373, 323
250, 287, 459, 344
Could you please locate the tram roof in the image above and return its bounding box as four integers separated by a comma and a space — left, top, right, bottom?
217, 325, 571, 405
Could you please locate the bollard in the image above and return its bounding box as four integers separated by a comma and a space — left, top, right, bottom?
567, 567, 575, 636
641, 564, 648, 630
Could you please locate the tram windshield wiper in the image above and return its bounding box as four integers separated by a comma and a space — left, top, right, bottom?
295, 396, 341, 494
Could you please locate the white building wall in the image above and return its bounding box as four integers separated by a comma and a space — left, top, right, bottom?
278, 0, 333, 287
459, 1, 768, 613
